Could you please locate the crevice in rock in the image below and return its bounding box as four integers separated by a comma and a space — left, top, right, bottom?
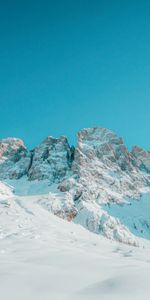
67, 145, 75, 168
27, 149, 35, 173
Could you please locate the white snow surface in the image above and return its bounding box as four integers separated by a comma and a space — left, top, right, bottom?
0, 186, 150, 300
0, 179, 149, 299
0, 181, 13, 199
103, 193, 150, 240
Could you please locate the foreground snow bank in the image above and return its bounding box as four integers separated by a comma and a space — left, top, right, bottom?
0, 206, 150, 300
0, 181, 13, 199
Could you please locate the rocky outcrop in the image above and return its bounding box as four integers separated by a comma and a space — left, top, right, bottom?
0, 135, 74, 183
68, 127, 150, 204
0, 138, 30, 179
75, 127, 135, 172
132, 145, 150, 173
28, 136, 73, 182
57, 127, 150, 245
38, 191, 77, 222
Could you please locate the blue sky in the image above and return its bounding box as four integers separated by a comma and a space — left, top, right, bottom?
0, 0, 150, 149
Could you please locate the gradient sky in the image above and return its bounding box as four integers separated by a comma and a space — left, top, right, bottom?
0, 0, 150, 149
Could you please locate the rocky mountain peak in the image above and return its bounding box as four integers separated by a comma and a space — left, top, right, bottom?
43, 135, 68, 145
76, 127, 134, 172
0, 138, 30, 179
0, 138, 27, 158
78, 127, 123, 145
28, 135, 73, 182
0, 129, 149, 186
132, 145, 150, 172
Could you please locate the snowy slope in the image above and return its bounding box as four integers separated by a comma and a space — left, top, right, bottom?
0, 192, 150, 300
0, 140, 149, 300
0, 181, 13, 199
103, 193, 150, 240
2, 179, 138, 246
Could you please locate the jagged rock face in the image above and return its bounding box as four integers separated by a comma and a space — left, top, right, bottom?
0, 138, 30, 179
28, 136, 73, 182
56, 127, 150, 245
132, 146, 150, 172
69, 127, 150, 204
77, 127, 134, 171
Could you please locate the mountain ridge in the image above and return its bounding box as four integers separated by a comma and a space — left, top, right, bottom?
0, 127, 150, 246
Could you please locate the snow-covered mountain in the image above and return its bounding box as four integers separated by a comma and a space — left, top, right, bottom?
0, 127, 150, 246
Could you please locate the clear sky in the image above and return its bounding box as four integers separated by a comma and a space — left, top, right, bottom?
0, 0, 150, 149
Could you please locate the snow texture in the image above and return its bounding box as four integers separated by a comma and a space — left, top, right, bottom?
0, 185, 150, 300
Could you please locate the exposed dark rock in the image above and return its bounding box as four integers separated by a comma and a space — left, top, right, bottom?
0, 138, 30, 179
